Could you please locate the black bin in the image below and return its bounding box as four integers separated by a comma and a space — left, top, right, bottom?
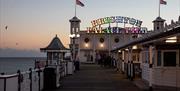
75, 61, 80, 71
43, 67, 56, 90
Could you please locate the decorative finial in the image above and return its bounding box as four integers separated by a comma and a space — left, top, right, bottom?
171, 20, 174, 24
178, 16, 180, 22
165, 23, 168, 27
55, 34, 57, 37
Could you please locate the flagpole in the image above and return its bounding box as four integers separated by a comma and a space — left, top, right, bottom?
159, 0, 160, 17
179, 0, 180, 15
75, 0, 77, 16
0, 27, 1, 49
0, 0, 2, 49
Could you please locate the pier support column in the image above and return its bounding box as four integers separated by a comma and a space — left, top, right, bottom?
108, 34, 111, 56
149, 45, 153, 91
126, 49, 130, 78
122, 50, 125, 73
129, 47, 133, 81
93, 34, 96, 63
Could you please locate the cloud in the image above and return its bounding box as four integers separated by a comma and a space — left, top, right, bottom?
0, 48, 46, 57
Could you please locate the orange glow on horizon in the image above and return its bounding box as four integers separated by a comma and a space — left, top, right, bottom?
0, 33, 70, 50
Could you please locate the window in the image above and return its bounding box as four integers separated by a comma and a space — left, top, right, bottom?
163, 52, 176, 67
84, 38, 90, 43
114, 38, 119, 43
145, 51, 149, 63
99, 38, 104, 43
157, 51, 161, 66
157, 27, 159, 30
142, 51, 149, 63
132, 35, 138, 39
72, 28, 75, 33
132, 55, 136, 61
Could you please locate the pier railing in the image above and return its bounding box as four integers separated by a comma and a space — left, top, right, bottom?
0, 60, 72, 91
0, 68, 44, 91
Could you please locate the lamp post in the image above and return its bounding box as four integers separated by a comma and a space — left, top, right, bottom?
69, 33, 80, 62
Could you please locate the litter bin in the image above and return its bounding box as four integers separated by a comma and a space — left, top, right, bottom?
67, 61, 73, 74
74, 61, 80, 71
43, 67, 56, 90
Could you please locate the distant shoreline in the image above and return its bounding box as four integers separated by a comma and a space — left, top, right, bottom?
0, 57, 46, 59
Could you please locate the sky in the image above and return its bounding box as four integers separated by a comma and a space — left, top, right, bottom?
0, 0, 179, 57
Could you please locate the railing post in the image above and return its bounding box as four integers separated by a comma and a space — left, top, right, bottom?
29, 68, 32, 91
17, 70, 21, 91
125, 62, 128, 79
130, 62, 134, 81
4, 78, 6, 91
129, 47, 134, 81
1, 73, 6, 91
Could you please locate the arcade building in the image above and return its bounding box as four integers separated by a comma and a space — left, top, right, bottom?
69, 15, 180, 89
69, 16, 148, 63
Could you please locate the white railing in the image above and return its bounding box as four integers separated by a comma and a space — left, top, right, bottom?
152, 67, 180, 87
0, 61, 71, 91
141, 63, 150, 82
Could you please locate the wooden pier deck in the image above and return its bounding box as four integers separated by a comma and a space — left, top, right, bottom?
47, 64, 141, 91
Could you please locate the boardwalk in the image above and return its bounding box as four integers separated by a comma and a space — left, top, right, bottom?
48, 64, 141, 91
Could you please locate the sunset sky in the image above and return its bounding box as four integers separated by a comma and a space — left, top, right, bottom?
0, 0, 179, 51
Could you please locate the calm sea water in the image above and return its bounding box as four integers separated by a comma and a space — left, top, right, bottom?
0, 57, 46, 75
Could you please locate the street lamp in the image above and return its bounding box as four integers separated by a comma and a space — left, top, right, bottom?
165, 36, 177, 43
100, 43, 104, 48
85, 43, 89, 48
69, 33, 80, 61
132, 45, 138, 50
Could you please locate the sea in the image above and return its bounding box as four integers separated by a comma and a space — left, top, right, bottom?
0, 57, 46, 75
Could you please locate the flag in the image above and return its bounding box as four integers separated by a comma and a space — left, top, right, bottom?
76, 0, 84, 7
160, 0, 167, 5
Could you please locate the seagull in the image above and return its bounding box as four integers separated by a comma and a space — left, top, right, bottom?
5, 26, 8, 30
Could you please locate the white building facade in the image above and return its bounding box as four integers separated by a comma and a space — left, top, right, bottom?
69, 15, 180, 89
112, 16, 180, 89
69, 16, 148, 63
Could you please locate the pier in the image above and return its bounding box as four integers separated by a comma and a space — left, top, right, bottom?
46, 64, 140, 91
1, 63, 179, 91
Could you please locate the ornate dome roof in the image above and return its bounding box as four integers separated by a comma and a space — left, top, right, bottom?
40, 35, 68, 51
153, 16, 166, 22
69, 16, 81, 22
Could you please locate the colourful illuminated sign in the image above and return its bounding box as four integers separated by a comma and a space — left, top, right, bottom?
87, 16, 148, 34
91, 16, 142, 27
87, 27, 148, 34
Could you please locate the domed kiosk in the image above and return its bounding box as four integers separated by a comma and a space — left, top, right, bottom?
40, 35, 69, 65
40, 35, 70, 90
